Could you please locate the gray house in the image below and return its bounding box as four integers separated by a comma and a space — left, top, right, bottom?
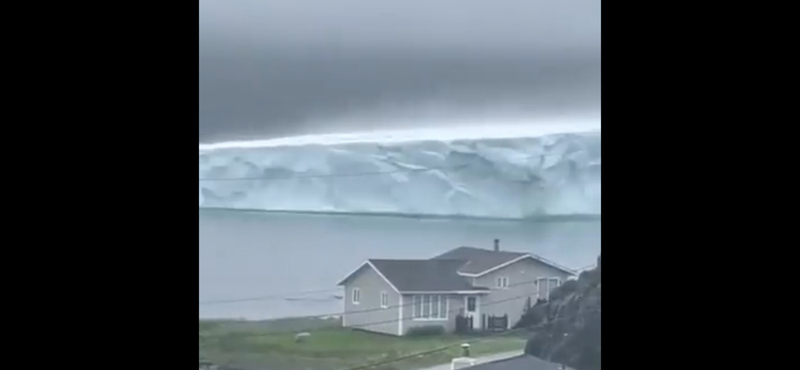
336, 241, 575, 336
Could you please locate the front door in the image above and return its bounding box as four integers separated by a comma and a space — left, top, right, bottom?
464, 295, 480, 330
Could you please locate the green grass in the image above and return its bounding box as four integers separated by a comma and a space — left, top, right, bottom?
199, 317, 526, 370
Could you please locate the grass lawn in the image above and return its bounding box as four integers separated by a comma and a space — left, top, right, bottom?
199, 317, 526, 370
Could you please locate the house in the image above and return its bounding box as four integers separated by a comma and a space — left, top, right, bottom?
336, 239, 576, 336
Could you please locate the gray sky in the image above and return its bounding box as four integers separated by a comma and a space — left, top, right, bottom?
199, 0, 601, 143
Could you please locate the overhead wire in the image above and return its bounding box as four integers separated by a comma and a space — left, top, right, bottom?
200, 280, 598, 369
199, 287, 342, 305
200, 261, 591, 307
198, 154, 597, 367
198, 276, 582, 339
336, 310, 600, 370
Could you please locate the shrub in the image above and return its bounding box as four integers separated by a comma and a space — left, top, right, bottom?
514, 305, 546, 329
406, 325, 445, 337
549, 279, 579, 302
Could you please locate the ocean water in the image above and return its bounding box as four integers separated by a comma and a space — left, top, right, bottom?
198, 209, 601, 319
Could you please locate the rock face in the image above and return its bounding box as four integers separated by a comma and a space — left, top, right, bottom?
515, 254, 601, 370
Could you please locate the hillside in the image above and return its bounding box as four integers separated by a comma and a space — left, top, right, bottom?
515, 255, 601, 370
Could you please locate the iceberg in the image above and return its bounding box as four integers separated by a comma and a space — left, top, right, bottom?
199, 124, 601, 219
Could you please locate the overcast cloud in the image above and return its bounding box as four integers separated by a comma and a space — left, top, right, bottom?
199, 0, 601, 143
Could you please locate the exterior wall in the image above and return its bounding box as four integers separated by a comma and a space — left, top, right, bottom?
342, 265, 401, 335
399, 294, 464, 334
474, 258, 574, 329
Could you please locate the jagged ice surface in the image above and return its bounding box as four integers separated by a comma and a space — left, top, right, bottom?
199, 128, 601, 218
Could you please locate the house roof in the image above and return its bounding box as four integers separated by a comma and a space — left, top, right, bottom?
337, 246, 575, 292
432, 246, 576, 276
464, 354, 565, 370
432, 246, 527, 274
368, 259, 488, 292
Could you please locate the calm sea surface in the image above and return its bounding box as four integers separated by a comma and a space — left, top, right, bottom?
199, 209, 601, 319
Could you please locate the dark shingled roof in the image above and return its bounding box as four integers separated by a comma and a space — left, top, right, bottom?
338, 246, 574, 291
368, 259, 486, 292
466, 355, 565, 370
432, 246, 527, 274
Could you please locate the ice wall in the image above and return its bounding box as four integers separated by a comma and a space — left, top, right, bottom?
199, 128, 601, 219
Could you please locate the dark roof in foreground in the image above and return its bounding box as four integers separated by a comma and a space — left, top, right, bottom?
466, 354, 565, 370
432, 246, 527, 274
368, 259, 485, 292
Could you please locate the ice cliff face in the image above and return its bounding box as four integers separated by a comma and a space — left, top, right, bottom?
198, 126, 601, 219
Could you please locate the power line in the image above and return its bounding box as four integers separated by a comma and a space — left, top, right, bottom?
199, 277, 566, 339
199, 278, 540, 330
201, 263, 591, 307
199, 164, 469, 182
199, 279, 599, 370
337, 308, 599, 370
199, 288, 341, 305
343, 289, 554, 334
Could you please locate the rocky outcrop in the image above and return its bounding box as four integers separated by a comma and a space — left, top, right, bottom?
515, 255, 601, 370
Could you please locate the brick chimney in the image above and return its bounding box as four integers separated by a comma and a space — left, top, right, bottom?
493, 239, 500, 251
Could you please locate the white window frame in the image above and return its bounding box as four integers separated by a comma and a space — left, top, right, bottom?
380, 291, 389, 308
352, 287, 361, 305
412, 294, 449, 321
536, 277, 562, 301
495, 276, 509, 289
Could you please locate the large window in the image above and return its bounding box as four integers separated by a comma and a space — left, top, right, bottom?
412, 295, 448, 320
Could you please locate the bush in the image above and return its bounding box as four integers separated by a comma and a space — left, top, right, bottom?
514, 305, 546, 329
549, 279, 579, 302
406, 325, 445, 337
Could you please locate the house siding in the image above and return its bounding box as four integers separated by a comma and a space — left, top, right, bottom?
474, 258, 573, 329
400, 294, 464, 334
342, 265, 401, 336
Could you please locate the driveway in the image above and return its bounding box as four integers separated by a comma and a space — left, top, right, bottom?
417, 351, 524, 370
